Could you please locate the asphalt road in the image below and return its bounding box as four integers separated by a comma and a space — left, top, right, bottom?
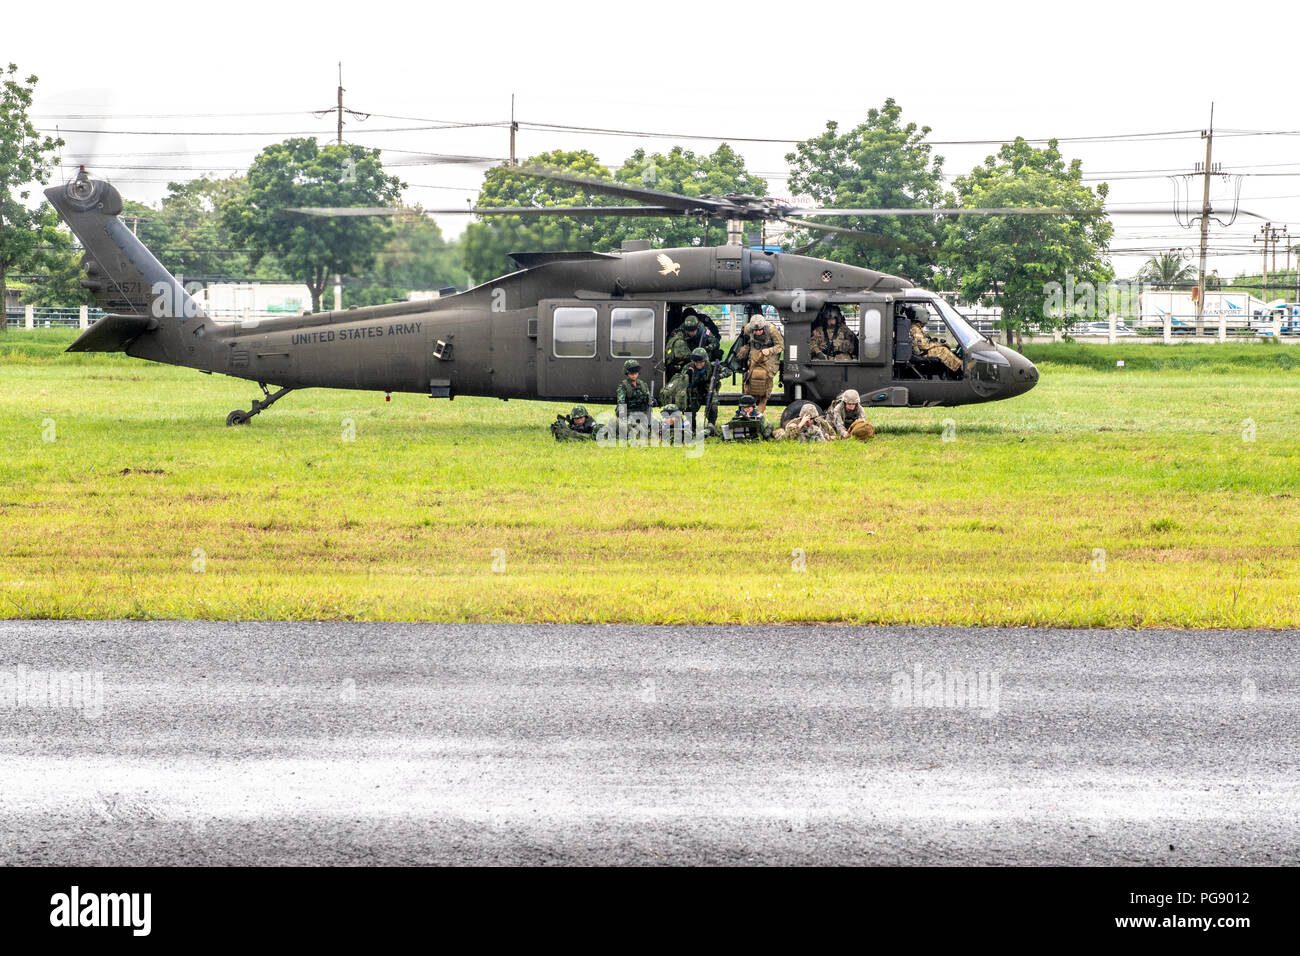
0, 621, 1296, 865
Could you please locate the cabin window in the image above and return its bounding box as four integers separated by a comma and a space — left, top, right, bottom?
553, 307, 597, 358
610, 307, 655, 358
860, 307, 883, 361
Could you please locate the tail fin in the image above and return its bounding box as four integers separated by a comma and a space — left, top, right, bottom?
45, 169, 203, 321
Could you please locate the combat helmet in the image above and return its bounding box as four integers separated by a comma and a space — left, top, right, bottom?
681, 314, 701, 331
661, 404, 681, 416
624, 359, 641, 373
738, 394, 756, 407
842, 390, 861, 406
690, 347, 708, 362
570, 405, 589, 419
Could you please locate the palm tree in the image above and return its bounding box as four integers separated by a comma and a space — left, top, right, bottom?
1137, 251, 1197, 289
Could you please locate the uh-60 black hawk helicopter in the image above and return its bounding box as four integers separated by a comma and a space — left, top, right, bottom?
49, 163, 1126, 428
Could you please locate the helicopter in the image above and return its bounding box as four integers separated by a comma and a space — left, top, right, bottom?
46, 163, 1115, 427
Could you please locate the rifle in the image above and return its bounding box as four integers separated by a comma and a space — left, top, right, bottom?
721, 329, 746, 380
704, 358, 723, 429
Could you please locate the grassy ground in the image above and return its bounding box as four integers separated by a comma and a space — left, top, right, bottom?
2, 329, 1298, 627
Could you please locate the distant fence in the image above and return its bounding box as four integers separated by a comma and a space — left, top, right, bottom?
3, 306, 106, 329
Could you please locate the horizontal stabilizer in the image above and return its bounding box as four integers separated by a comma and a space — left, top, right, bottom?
66, 314, 159, 352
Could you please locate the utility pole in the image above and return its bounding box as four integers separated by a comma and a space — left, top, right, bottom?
1194, 104, 1214, 336
337, 62, 344, 145
509, 94, 518, 166
334, 62, 344, 311
1254, 223, 1272, 302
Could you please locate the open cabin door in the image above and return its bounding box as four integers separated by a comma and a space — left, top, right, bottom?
537, 299, 663, 401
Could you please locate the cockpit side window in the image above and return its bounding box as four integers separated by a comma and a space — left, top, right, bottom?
810, 302, 862, 362
860, 307, 883, 360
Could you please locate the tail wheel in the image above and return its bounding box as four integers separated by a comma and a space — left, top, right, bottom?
226, 410, 251, 427
778, 401, 823, 427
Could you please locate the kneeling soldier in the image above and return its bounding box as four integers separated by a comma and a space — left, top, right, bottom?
656, 403, 689, 444
660, 347, 713, 432
615, 359, 653, 441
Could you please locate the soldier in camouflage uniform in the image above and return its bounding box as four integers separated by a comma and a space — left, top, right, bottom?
826, 389, 874, 440
659, 347, 712, 431
665, 313, 719, 378
907, 305, 963, 373
656, 403, 687, 445
723, 393, 774, 440
810, 304, 858, 361
734, 316, 784, 415
550, 404, 598, 442
616, 359, 652, 415
615, 359, 652, 440
774, 403, 834, 442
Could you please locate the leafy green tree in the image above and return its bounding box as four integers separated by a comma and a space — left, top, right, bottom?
224, 138, 403, 311
119, 178, 284, 281
462, 149, 629, 285
784, 99, 947, 281
27, 206, 92, 307
325, 218, 469, 309
940, 138, 1114, 349
606, 144, 768, 249
1136, 251, 1196, 289
0, 64, 64, 329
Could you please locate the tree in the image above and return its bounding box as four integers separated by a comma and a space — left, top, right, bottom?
27, 206, 92, 307
940, 138, 1114, 349
784, 99, 947, 281
325, 214, 469, 308
461, 149, 626, 285
606, 144, 768, 249
224, 138, 403, 312
1136, 251, 1196, 289
0, 64, 64, 329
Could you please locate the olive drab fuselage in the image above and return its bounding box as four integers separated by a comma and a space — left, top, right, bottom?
50, 173, 1040, 416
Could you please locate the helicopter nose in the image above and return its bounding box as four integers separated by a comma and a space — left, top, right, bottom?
1006, 349, 1039, 395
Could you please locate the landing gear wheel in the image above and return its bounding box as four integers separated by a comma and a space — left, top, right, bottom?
779, 401, 823, 427
226, 410, 251, 427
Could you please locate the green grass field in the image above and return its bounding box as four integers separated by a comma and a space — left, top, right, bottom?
2, 329, 1298, 627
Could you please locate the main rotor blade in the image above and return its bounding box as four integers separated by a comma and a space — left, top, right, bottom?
777, 217, 879, 239
286, 205, 685, 217
514, 165, 732, 214
778, 217, 932, 255
786, 206, 1182, 217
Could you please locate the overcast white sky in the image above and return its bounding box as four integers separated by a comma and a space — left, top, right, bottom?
10, 0, 1300, 284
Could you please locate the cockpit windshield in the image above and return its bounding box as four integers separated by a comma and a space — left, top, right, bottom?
919, 293, 987, 350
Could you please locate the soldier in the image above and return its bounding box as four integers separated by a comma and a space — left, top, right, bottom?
734, 315, 784, 415
723, 393, 773, 440
660, 347, 713, 432
907, 305, 963, 373
550, 404, 598, 442
656, 403, 687, 444
826, 389, 874, 440
774, 403, 834, 442
616, 359, 652, 440
810, 304, 859, 361
665, 312, 720, 377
